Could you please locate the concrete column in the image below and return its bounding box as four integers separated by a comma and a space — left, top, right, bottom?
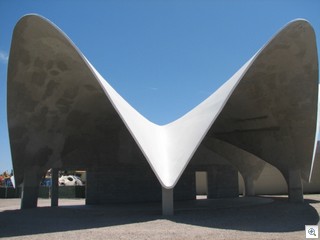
244, 176, 255, 196
51, 168, 59, 207
21, 168, 40, 209
288, 169, 303, 203
207, 166, 216, 199
162, 187, 174, 216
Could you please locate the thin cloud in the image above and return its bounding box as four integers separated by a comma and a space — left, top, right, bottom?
0, 51, 8, 63
148, 87, 158, 91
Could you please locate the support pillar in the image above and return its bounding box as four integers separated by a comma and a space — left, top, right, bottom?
51, 168, 59, 207
21, 168, 40, 209
244, 176, 255, 196
288, 169, 303, 203
162, 187, 174, 216
207, 166, 216, 199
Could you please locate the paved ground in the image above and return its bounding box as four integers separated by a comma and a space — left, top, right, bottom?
0, 195, 319, 239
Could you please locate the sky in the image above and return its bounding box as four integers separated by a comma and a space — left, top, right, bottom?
0, 0, 319, 172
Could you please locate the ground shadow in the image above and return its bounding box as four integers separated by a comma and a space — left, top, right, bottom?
0, 196, 319, 238
172, 196, 319, 233
0, 202, 160, 238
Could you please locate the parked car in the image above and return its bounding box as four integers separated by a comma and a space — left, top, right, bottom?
59, 175, 83, 186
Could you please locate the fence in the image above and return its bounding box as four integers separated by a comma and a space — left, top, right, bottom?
0, 186, 85, 199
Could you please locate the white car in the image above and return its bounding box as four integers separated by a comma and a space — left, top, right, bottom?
59, 175, 83, 186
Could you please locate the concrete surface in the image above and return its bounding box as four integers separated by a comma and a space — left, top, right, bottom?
238, 142, 320, 195
0, 195, 319, 239
7, 15, 318, 210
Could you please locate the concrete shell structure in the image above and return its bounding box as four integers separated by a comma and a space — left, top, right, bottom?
7, 15, 318, 215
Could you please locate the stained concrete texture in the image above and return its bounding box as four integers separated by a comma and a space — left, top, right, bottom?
209, 20, 318, 184
7, 15, 318, 209
238, 142, 320, 195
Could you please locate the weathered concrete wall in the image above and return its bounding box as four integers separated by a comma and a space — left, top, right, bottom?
174, 166, 196, 201
86, 164, 238, 204
86, 164, 162, 204
238, 143, 320, 195
86, 145, 239, 204
7, 16, 317, 209
207, 165, 239, 198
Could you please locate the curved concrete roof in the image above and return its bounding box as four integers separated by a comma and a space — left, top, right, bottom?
208, 20, 318, 183
7, 15, 318, 189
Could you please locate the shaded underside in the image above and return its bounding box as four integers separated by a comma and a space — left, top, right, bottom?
7, 15, 318, 189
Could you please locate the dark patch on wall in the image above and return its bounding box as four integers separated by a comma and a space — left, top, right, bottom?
50, 70, 60, 76
8, 81, 38, 113
61, 134, 86, 157
33, 57, 44, 68
55, 98, 72, 114
43, 79, 59, 99
66, 110, 88, 128
63, 87, 79, 99
34, 146, 53, 167
31, 71, 47, 87
57, 61, 68, 71
86, 163, 162, 204
17, 47, 30, 66
46, 60, 54, 70
9, 126, 27, 140
84, 84, 97, 91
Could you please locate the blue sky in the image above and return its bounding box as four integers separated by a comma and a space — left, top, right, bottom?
0, 0, 319, 172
